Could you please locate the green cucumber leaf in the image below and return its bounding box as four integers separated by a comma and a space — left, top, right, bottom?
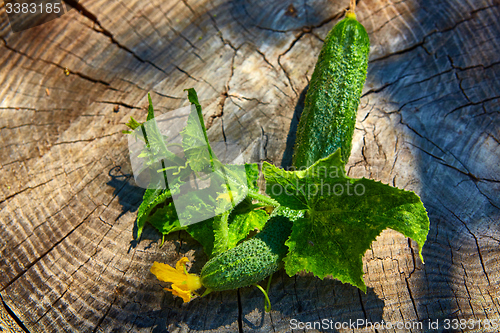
136, 186, 172, 238
181, 88, 216, 173
146, 196, 270, 258
143, 197, 216, 254
185, 163, 268, 257
131, 94, 183, 238
243, 163, 260, 192
207, 163, 268, 256
227, 198, 269, 248
191, 163, 266, 257
138, 163, 269, 258
263, 149, 429, 292
146, 92, 155, 121
124, 116, 141, 133
193, 198, 270, 258
180, 109, 212, 173
148, 202, 182, 235
212, 210, 231, 256
127, 89, 274, 258
177, 88, 250, 224
186, 219, 215, 257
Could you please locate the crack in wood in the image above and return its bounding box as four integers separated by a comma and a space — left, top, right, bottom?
1, 37, 113, 87
0, 293, 30, 333
0, 176, 58, 206
51, 131, 122, 146
277, 32, 305, 97
91, 244, 139, 333
1, 206, 101, 293
439, 200, 492, 285
404, 277, 420, 321
95, 101, 142, 110
63, 0, 169, 75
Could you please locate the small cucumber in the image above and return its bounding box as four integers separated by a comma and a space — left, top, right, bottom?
293, 12, 370, 168
200, 215, 292, 291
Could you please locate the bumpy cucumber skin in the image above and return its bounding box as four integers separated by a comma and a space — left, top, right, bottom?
293, 17, 370, 169
200, 216, 292, 291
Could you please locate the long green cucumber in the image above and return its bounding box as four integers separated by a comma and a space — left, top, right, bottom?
200, 215, 292, 291
293, 11, 370, 168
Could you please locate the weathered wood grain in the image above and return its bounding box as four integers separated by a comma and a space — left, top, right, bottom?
0, 0, 499, 332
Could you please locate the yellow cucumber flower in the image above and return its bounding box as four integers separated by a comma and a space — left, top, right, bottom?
150, 257, 202, 303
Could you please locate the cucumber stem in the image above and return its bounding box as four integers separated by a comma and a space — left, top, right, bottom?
200, 288, 212, 297
266, 273, 273, 295
346, 0, 357, 19
254, 283, 272, 312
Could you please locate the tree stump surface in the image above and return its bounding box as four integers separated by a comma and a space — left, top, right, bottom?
0, 0, 499, 332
